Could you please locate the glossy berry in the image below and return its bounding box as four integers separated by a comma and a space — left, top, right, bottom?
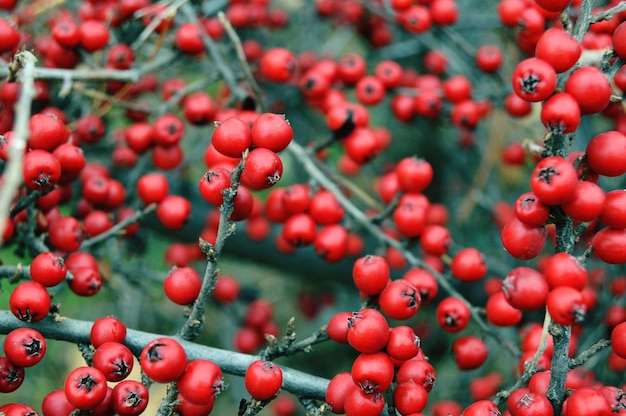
212, 117, 251, 158
436, 297, 470, 333
79, 20, 110, 52
451, 248, 487, 282
140, 337, 187, 383
344, 388, 385, 416
245, 360, 283, 400
486, 292, 522, 327
475, 45, 503, 72
396, 157, 433, 193
386, 326, 420, 361
314, 224, 349, 262
30, 252, 67, 287
541, 93, 580, 134
591, 228, 626, 264
378, 280, 421, 320
452, 336, 488, 370
163, 266, 202, 305
3, 327, 46, 368
212, 275, 240, 304
92, 341, 134, 382
22, 150, 61, 191
111, 380, 149, 416
561, 180, 605, 222
347, 308, 390, 353
64, 366, 108, 410
281, 213, 316, 246
351, 351, 394, 394
48, 216, 83, 252
611, 322, 626, 359
352, 255, 390, 296
0, 356, 24, 393
137, 172, 169, 205
28, 113, 69, 151
250, 113, 293, 152
178, 359, 224, 405
565, 387, 612, 416
326, 372, 357, 414
535, 28, 581, 73
502, 267, 549, 311
599, 190, 626, 228
512, 58, 556, 102
546, 286, 586, 326
564, 66, 611, 115
585, 131, 626, 177
530, 156, 578, 206
260, 48, 297, 83
501, 217, 546, 260
242, 148, 283, 190
9, 281, 50, 322
153, 113, 185, 147
90, 316, 127, 348
543, 253, 587, 292
157, 195, 192, 230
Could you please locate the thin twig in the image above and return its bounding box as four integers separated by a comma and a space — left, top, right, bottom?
79, 204, 157, 250
0, 52, 37, 245
218, 11, 266, 112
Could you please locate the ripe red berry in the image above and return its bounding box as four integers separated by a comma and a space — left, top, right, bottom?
137, 172, 169, 205
163, 266, 202, 305
585, 131, 626, 177
212, 117, 252, 158
245, 360, 283, 400
501, 217, 546, 260
111, 380, 149, 416
351, 351, 394, 394
591, 228, 626, 264
352, 255, 390, 296
175, 22, 204, 55
156, 195, 192, 230
379, 280, 421, 320
535, 28, 581, 73
178, 359, 223, 405
92, 342, 134, 382
30, 252, 67, 287
565, 66, 612, 115
347, 308, 390, 353
64, 366, 108, 410
250, 113, 293, 152
242, 148, 283, 190
260, 48, 297, 83
28, 113, 69, 151
140, 337, 187, 383
79, 20, 110, 52
450, 248, 487, 282
530, 156, 578, 206
90, 316, 127, 348
541, 93, 580, 134
512, 58, 556, 102
9, 281, 50, 322
0, 356, 24, 393
3, 327, 46, 368
22, 149, 61, 191
502, 266, 549, 311
452, 335, 488, 370
326, 372, 356, 414
436, 297, 471, 333
546, 286, 586, 326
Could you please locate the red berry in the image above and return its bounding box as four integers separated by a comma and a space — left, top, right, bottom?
245, 360, 283, 400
